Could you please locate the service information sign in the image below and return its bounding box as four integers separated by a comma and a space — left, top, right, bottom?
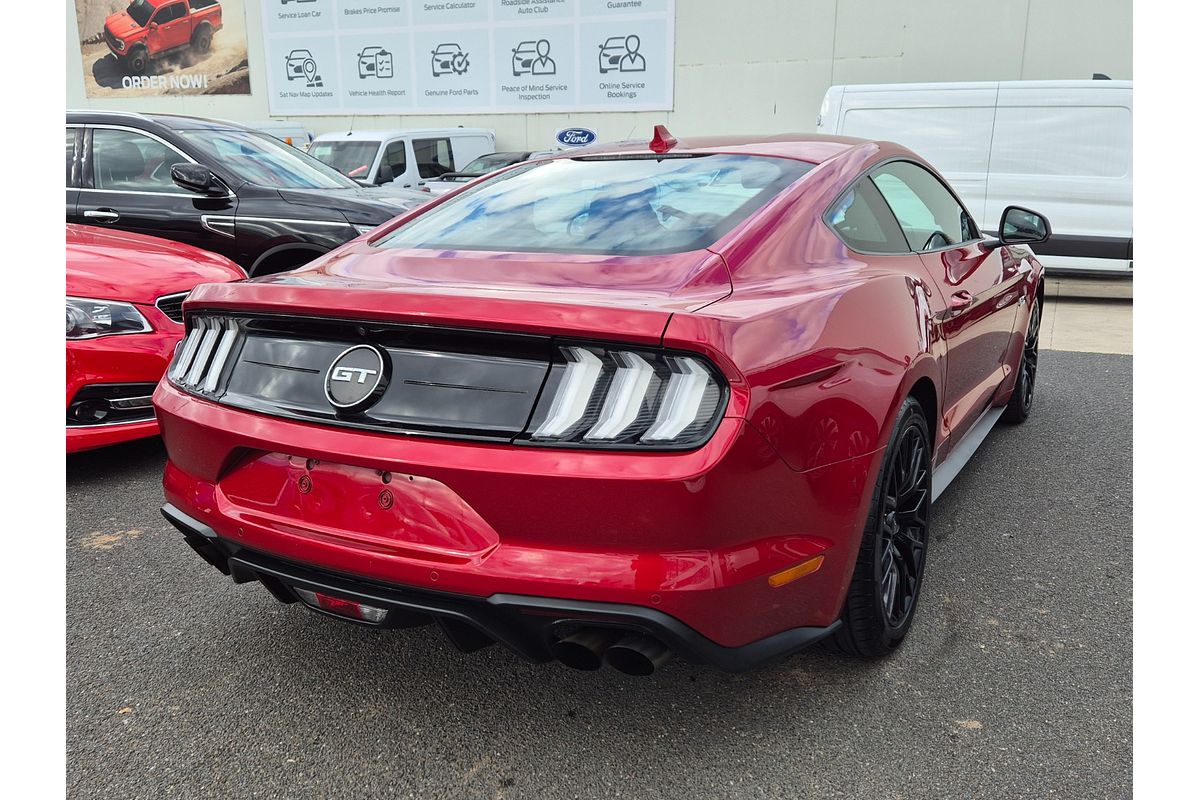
260, 0, 675, 116
74, 0, 251, 97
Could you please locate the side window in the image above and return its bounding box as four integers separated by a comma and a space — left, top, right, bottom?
826, 178, 909, 254
384, 141, 408, 175
871, 161, 976, 251
414, 137, 453, 178
66, 128, 79, 188
156, 3, 185, 23
92, 128, 186, 193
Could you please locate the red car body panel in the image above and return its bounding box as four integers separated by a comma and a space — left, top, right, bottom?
155, 134, 1043, 659
67, 224, 244, 453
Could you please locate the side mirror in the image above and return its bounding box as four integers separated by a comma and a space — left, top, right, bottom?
171, 163, 223, 196
376, 162, 395, 184
149, 21, 158, 31
997, 205, 1051, 245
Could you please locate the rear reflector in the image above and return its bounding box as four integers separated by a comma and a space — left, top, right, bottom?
293, 587, 388, 623
767, 555, 825, 588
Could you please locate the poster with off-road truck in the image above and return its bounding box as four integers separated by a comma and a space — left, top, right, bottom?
74, 0, 251, 97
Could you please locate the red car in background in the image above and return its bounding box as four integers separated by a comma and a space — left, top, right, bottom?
67, 224, 243, 453
155, 128, 1047, 674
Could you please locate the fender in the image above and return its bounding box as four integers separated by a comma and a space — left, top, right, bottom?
248, 243, 328, 277
665, 270, 942, 476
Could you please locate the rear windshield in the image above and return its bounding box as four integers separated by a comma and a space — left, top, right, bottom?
375, 154, 813, 256
309, 140, 382, 179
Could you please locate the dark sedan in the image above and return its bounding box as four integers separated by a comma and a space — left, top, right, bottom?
66, 111, 424, 276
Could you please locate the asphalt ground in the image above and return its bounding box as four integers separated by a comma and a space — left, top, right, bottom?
66, 350, 1132, 799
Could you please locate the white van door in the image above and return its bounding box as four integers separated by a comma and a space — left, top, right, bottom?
826, 84, 999, 224
449, 134, 496, 170
983, 83, 1132, 274
375, 139, 412, 187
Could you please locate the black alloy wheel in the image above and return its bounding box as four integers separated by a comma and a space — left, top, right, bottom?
878, 424, 930, 630
827, 396, 932, 658
1002, 297, 1041, 423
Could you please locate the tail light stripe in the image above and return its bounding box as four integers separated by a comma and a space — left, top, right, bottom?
168, 320, 205, 382
532, 347, 604, 439
585, 352, 655, 440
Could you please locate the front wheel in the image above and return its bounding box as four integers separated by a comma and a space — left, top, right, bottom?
1001, 297, 1041, 424
126, 47, 148, 75
827, 396, 932, 658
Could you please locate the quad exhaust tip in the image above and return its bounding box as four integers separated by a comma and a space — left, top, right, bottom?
603, 634, 673, 676
550, 629, 673, 675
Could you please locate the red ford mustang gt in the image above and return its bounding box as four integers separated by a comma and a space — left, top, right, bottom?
67, 224, 244, 453
155, 128, 1047, 674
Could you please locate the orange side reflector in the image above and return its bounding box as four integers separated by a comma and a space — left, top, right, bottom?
768, 555, 825, 588
284, 137, 294, 146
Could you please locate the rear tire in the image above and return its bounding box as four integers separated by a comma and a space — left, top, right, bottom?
192, 25, 213, 54
1001, 298, 1041, 424
826, 396, 932, 658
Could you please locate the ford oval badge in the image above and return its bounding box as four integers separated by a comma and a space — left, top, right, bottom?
555, 128, 598, 148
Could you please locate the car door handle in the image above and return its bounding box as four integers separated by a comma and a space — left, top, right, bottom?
948, 290, 974, 312
84, 209, 120, 223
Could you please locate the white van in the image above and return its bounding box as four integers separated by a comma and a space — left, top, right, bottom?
816, 80, 1132, 275
307, 128, 496, 190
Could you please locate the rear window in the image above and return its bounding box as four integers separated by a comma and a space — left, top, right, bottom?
376, 154, 813, 256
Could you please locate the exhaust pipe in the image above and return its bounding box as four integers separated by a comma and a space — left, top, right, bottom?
603, 634, 673, 676
550, 629, 623, 671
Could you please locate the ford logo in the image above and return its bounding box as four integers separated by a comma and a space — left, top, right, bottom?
555, 127, 598, 148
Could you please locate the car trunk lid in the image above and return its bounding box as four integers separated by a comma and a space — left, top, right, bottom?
186, 243, 732, 345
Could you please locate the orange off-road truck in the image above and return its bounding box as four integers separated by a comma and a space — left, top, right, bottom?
103, 0, 223, 75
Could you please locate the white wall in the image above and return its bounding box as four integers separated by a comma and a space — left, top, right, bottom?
65, 0, 1132, 151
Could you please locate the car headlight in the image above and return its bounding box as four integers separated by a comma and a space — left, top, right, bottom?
521, 345, 727, 449
66, 297, 151, 340
352, 224, 377, 236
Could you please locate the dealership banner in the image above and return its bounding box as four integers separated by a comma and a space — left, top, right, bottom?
261, 0, 675, 116
74, 0, 251, 97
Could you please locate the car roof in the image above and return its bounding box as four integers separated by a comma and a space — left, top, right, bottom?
832, 78, 1132, 92
65, 110, 257, 133
312, 128, 494, 141
566, 132, 872, 165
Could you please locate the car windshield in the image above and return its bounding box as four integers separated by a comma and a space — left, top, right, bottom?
126, 0, 153, 26
461, 153, 525, 174
308, 141, 382, 179
178, 129, 360, 190
376, 154, 813, 256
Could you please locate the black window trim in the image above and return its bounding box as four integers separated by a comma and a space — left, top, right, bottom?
79, 122, 236, 199
66, 125, 83, 190
823, 156, 985, 257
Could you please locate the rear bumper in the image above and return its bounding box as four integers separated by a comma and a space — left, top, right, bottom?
163, 504, 840, 671
155, 377, 878, 651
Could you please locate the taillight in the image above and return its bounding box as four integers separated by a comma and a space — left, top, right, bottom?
522, 345, 727, 450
